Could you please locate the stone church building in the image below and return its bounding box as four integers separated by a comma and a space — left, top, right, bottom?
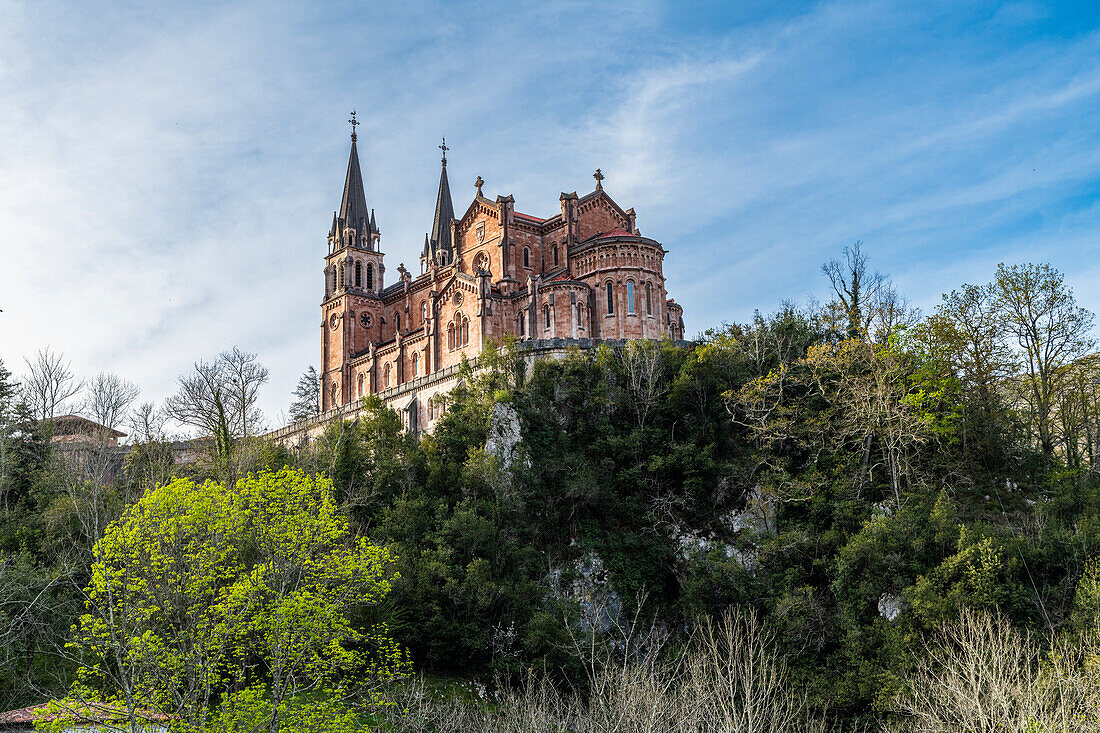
270, 124, 685, 444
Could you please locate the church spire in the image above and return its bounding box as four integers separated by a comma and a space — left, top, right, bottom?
331, 112, 369, 241
429, 137, 456, 260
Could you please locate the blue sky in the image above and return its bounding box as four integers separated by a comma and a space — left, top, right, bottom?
2, 0, 1100, 431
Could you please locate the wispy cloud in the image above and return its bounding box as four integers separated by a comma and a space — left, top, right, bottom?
2, 0, 1099, 431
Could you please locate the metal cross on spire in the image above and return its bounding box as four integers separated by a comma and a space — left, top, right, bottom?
593, 168, 605, 190
348, 110, 360, 142
439, 136, 449, 165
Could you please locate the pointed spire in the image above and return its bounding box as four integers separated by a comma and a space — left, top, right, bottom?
331, 115, 369, 243
370, 208, 377, 234
338, 138, 369, 233
429, 145, 456, 259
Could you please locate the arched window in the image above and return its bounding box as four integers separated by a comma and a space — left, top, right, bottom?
383, 363, 391, 389
627, 281, 635, 314
357, 373, 364, 398
553, 245, 559, 267
355, 261, 362, 288
421, 301, 428, 323
461, 317, 469, 346
330, 267, 336, 293
412, 352, 420, 377
395, 313, 401, 333
339, 266, 345, 289
646, 283, 652, 315
577, 302, 584, 328
448, 322, 455, 350
519, 313, 525, 336
523, 247, 530, 268
606, 282, 614, 314
330, 383, 337, 407
544, 304, 551, 329
367, 263, 374, 291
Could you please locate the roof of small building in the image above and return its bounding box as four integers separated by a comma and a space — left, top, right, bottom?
47, 415, 126, 439
0, 702, 171, 727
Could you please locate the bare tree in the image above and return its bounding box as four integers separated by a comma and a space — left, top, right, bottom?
821, 241, 885, 340
128, 401, 168, 444
288, 366, 321, 423
22, 347, 82, 422
82, 373, 139, 435
164, 348, 269, 458
622, 341, 665, 429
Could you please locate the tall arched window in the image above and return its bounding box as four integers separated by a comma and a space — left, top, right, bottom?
366, 263, 374, 291
461, 317, 469, 346
412, 352, 420, 377
606, 282, 614, 314
519, 314, 525, 336
421, 301, 428, 323
383, 363, 391, 389
448, 322, 455, 350
339, 266, 345, 289
331, 267, 337, 293
553, 245, 559, 267
330, 383, 337, 407
355, 261, 362, 288
577, 302, 584, 328
544, 304, 551, 329
646, 283, 652, 315
357, 373, 364, 398
395, 313, 401, 333
523, 247, 530, 268
627, 281, 635, 314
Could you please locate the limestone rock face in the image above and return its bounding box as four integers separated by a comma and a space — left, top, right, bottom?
878, 593, 902, 621
485, 402, 522, 470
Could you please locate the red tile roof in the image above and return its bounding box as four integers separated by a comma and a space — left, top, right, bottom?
514, 212, 544, 222
0, 703, 171, 726
598, 227, 634, 237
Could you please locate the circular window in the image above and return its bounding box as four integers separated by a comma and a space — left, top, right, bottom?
453, 291, 463, 306
360, 313, 372, 327
329, 314, 339, 330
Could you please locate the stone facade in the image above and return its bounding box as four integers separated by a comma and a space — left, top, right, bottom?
281, 131, 686, 445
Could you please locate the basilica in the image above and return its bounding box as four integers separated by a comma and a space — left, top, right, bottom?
275, 120, 686, 442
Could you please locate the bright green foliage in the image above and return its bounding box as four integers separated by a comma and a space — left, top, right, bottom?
70, 468, 407, 732
207, 685, 363, 733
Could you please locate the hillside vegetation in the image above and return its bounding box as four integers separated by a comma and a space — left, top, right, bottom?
5, 255, 1100, 731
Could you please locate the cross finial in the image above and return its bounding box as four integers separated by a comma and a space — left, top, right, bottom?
439, 136, 449, 166
475, 175, 484, 196
593, 168, 604, 190
348, 110, 360, 142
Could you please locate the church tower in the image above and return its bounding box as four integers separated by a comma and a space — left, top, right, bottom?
320, 113, 385, 411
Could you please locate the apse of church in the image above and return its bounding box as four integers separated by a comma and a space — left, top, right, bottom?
319, 117, 686, 416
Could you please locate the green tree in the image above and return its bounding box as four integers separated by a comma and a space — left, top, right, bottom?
67, 468, 406, 733
994, 262, 1095, 457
